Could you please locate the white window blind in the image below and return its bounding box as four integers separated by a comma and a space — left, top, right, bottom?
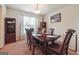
23, 16, 36, 34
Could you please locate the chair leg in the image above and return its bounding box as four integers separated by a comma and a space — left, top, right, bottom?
66, 51, 68, 55
29, 43, 32, 50
27, 40, 30, 46
28, 41, 32, 50
27, 39, 28, 44
32, 45, 35, 55
29, 45, 32, 50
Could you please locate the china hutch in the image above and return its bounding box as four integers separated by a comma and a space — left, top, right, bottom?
5, 17, 16, 44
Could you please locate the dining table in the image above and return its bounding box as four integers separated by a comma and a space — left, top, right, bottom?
32, 33, 61, 55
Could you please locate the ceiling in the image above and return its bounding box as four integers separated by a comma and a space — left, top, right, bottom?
6, 4, 69, 15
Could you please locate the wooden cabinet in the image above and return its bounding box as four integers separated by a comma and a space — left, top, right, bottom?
5, 17, 16, 44
39, 22, 46, 33
40, 22, 46, 28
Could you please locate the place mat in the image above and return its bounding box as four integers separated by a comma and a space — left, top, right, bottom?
47, 35, 56, 38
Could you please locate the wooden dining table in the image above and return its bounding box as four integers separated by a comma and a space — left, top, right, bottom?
32, 33, 61, 54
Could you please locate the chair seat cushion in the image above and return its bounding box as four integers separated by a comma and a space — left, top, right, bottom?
48, 42, 62, 54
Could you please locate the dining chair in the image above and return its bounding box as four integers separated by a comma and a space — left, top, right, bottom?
48, 28, 54, 35
30, 28, 34, 32
25, 28, 34, 50
25, 28, 29, 45
29, 29, 45, 55
25, 28, 36, 51
47, 29, 75, 55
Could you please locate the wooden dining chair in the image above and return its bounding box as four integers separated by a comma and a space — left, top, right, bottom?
28, 29, 41, 54
25, 28, 29, 45
49, 28, 54, 35
25, 28, 34, 50
47, 29, 75, 55
30, 28, 34, 32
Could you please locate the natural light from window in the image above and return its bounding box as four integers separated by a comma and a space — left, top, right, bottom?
23, 16, 36, 34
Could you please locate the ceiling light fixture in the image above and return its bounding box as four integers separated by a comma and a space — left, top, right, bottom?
34, 4, 40, 14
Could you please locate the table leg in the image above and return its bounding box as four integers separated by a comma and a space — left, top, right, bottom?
42, 42, 48, 55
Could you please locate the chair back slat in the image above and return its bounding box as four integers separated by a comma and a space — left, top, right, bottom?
60, 29, 75, 54
49, 28, 54, 35
29, 29, 33, 40
25, 29, 30, 40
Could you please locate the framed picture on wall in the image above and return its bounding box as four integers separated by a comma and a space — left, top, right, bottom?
50, 13, 61, 23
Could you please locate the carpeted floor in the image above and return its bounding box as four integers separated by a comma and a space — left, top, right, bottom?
0, 40, 77, 55
0, 40, 31, 55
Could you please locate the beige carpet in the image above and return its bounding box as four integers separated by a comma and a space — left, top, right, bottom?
0, 40, 32, 55
0, 40, 77, 55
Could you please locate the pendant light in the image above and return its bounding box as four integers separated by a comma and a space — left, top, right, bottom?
34, 4, 40, 14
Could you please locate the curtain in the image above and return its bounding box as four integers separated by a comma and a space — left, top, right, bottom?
19, 15, 36, 40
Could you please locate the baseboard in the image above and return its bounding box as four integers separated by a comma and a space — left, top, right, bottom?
69, 48, 77, 52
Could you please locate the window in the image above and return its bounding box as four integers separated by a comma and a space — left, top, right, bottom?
23, 16, 36, 34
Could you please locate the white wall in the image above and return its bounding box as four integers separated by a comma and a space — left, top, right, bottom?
0, 5, 43, 48
45, 5, 79, 54
0, 5, 7, 48
7, 8, 43, 40
0, 6, 3, 48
